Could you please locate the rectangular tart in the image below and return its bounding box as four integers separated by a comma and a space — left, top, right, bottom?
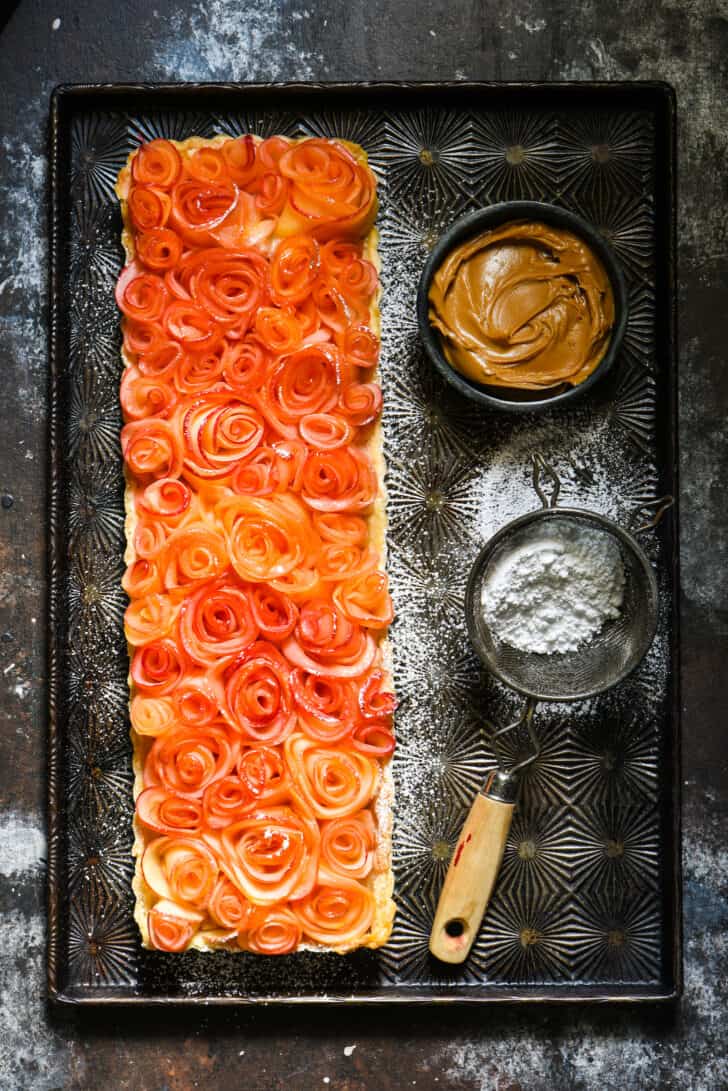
115, 133, 395, 954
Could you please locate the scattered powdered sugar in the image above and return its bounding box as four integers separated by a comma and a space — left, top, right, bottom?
481, 522, 625, 654
0, 811, 45, 878
154, 1, 324, 82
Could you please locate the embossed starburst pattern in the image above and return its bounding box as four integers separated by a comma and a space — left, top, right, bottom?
619, 464, 661, 521
66, 646, 130, 735
67, 710, 134, 819
380, 109, 473, 205
470, 112, 562, 201
384, 349, 487, 461
610, 358, 657, 454
391, 701, 492, 843
378, 891, 484, 987
395, 801, 466, 901
67, 549, 127, 635
569, 801, 660, 894
493, 716, 575, 807
68, 464, 125, 553
387, 451, 480, 556
569, 711, 659, 804
387, 546, 466, 628
558, 112, 652, 197
379, 189, 461, 263
299, 111, 388, 177
567, 189, 654, 284
68, 820, 134, 901
67, 370, 122, 465
54, 94, 674, 1000
622, 285, 657, 371
127, 112, 213, 145
430, 712, 493, 807
394, 639, 483, 713
378, 291, 420, 358
474, 891, 575, 982
378, 892, 434, 983
570, 889, 662, 982
68, 891, 137, 986
212, 111, 299, 141
499, 803, 577, 898
71, 115, 130, 207
69, 203, 123, 288
68, 296, 120, 378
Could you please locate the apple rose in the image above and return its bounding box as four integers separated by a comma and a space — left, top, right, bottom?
144, 722, 239, 798
217, 493, 315, 583
276, 139, 377, 241
178, 579, 258, 666
208, 875, 256, 931
207, 804, 319, 905
132, 140, 182, 189
147, 900, 203, 951
292, 867, 375, 949
224, 640, 296, 745
131, 638, 187, 696
130, 695, 177, 737
241, 905, 302, 955
142, 835, 219, 909
176, 395, 265, 484
121, 418, 183, 483
136, 788, 203, 836
284, 734, 379, 820
320, 810, 377, 880
160, 524, 229, 590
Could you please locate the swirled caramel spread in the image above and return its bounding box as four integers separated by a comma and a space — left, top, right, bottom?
428, 221, 615, 390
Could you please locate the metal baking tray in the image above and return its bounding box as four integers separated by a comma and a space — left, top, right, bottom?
48, 81, 680, 1004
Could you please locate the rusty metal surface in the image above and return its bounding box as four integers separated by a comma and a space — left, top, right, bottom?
0, 0, 726, 1086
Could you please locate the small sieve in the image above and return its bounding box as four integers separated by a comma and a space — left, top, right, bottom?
430, 456, 670, 964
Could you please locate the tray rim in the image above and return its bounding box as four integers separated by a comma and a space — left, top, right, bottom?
47, 79, 681, 1007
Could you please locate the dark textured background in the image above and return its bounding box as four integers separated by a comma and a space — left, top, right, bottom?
0, 1, 725, 1088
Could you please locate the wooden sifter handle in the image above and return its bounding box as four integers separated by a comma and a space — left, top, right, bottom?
429, 770, 518, 964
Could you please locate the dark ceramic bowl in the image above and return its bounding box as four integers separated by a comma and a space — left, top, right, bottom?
417, 201, 629, 412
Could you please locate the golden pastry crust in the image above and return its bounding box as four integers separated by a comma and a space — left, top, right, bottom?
115, 134, 395, 954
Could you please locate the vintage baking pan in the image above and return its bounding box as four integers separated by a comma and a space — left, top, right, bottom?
48, 81, 680, 1004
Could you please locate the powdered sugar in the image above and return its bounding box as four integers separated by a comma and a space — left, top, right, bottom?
481, 523, 625, 654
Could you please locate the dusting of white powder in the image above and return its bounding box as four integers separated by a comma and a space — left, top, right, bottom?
481, 523, 625, 654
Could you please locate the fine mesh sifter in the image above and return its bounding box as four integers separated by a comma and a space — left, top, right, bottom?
429, 456, 669, 964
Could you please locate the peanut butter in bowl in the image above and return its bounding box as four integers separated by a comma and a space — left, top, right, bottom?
427, 220, 616, 393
